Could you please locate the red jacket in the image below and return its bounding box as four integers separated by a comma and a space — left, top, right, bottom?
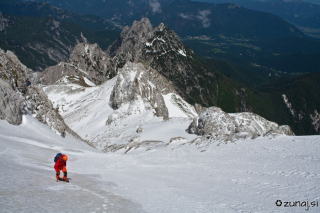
54, 155, 67, 172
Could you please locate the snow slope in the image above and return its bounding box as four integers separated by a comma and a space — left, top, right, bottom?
43, 63, 293, 153
37, 62, 319, 212
1, 115, 320, 212
43, 64, 198, 152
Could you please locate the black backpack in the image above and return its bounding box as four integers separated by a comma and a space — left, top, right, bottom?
54, 153, 62, 162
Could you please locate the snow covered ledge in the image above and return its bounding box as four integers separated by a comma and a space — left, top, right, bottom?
186, 107, 294, 143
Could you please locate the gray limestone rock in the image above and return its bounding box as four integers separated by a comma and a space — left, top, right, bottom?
109, 62, 176, 119
194, 103, 207, 115
41, 43, 115, 85
136, 124, 144, 133
310, 110, 320, 133
108, 18, 154, 60
0, 79, 23, 125
0, 48, 83, 140
186, 106, 294, 142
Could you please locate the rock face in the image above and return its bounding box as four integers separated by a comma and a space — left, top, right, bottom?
107, 18, 192, 73
0, 49, 34, 125
187, 107, 294, 142
194, 103, 207, 115
107, 18, 198, 102
0, 48, 82, 139
109, 62, 197, 119
0, 79, 23, 125
108, 18, 154, 60
41, 43, 115, 85
310, 110, 320, 133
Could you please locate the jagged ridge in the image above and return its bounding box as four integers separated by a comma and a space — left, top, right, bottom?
0, 48, 83, 140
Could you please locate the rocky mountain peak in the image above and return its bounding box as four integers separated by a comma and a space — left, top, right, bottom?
142, 22, 192, 59
106, 18, 200, 103
108, 17, 191, 60
41, 17, 253, 115
41, 42, 116, 85
130, 17, 153, 36
0, 48, 83, 140
108, 18, 154, 60
154, 23, 166, 32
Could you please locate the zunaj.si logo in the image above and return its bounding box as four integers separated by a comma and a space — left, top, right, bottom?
275, 200, 282, 207
275, 199, 319, 211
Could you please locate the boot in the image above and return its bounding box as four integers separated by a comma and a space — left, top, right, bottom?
56, 172, 60, 181
63, 171, 69, 182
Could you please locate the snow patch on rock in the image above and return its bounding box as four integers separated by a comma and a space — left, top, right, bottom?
163, 93, 197, 118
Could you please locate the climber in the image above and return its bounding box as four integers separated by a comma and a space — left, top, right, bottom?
54, 154, 69, 182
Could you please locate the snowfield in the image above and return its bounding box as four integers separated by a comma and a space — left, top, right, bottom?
1, 115, 320, 213
43, 69, 199, 151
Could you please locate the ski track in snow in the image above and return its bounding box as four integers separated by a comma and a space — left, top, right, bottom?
1, 116, 320, 212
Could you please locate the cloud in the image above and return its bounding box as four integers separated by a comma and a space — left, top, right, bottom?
179, 13, 194, 20
149, 0, 161, 13
197, 10, 211, 28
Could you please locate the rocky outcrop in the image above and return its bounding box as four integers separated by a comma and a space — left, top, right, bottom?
109, 62, 177, 119
194, 103, 207, 115
0, 49, 35, 124
187, 107, 294, 142
282, 94, 305, 121
0, 48, 83, 139
0, 79, 23, 125
0, 12, 9, 32
136, 124, 144, 133
310, 110, 320, 133
41, 43, 115, 85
